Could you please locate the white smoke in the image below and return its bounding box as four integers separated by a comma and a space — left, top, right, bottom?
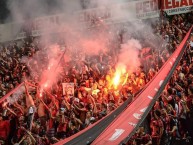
4, 0, 161, 95
117, 39, 142, 73
7, 86, 25, 104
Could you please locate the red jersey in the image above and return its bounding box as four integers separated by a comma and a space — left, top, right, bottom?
150, 118, 163, 136
0, 120, 10, 140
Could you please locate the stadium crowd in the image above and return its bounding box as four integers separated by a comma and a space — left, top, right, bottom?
127, 12, 193, 145
0, 11, 192, 145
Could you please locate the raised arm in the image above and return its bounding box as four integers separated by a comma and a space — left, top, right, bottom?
24, 81, 35, 108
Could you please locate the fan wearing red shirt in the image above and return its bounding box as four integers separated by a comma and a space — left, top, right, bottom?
150, 110, 164, 145
135, 127, 152, 145
160, 109, 171, 145
187, 85, 193, 139
0, 114, 10, 143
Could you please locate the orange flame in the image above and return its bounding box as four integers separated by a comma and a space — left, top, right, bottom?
112, 64, 126, 89
112, 71, 121, 89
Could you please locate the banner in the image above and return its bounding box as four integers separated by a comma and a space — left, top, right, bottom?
135, 0, 159, 19
62, 83, 74, 96
92, 27, 193, 145
0, 0, 159, 42
78, 0, 159, 25
14, 14, 63, 40
162, 0, 193, 15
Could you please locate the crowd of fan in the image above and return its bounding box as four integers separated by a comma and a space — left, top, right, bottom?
0, 36, 155, 145
127, 12, 193, 145
0, 12, 192, 145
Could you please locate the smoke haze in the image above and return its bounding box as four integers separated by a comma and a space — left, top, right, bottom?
4, 0, 161, 93
118, 39, 142, 73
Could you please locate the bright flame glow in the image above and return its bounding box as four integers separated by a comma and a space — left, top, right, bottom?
122, 73, 129, 86
111, 64, 126, 89
42, 80, 50, 89
112, 72, 121, 89
44, 83, 48, 88
39, 89, 43, 97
